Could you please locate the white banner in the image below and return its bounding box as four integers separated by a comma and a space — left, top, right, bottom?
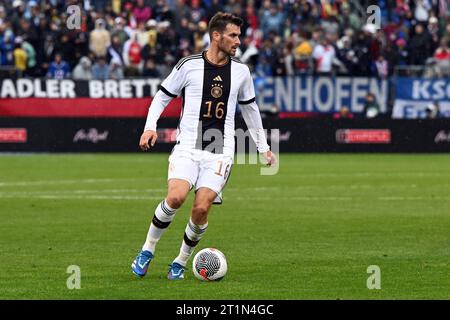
392, 100, 450, 119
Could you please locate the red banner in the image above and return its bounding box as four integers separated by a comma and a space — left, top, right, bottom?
0, 98, 182, 118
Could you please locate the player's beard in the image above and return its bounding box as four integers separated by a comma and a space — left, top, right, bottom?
219, 37, 237, 56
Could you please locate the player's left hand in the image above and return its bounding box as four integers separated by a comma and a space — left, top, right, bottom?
262, 151, 277, 166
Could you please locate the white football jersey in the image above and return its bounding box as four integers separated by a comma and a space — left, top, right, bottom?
160, 52, 256, 157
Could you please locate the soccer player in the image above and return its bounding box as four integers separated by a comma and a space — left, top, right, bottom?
131, 12, 276, 280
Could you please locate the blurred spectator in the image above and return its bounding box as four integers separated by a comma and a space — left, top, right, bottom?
260, 3, 284, 36
109, 57, 124, 79
206, 0, 224, 21
172, 0, 191, 33
283, 43, 295, 76
72, 56, 93, 80
47, 53, 71, 79
432, 39, 450, 77
425, 101, 441, 119
73, 19, 90, 68
111, 17, 130, 46
239, 35, 259, 68
133, 0, 152, 25
393, 38, 409, 67
312, 37, 336, 75
92, 56, 110, 80
89, 18, 111, 58
13, 36, 27, 75
294, 38, 313, 74
322, 14, 340, 42
112, 0, 122, 15
0, 4, 5, 24
194, 21, 209, 52
58, 34, 77, 69
153, 0, 174, 23
337, 35, 357, 74
177, 17, 194, 50
352, 27, 375, 76
142, 58, 160, 77
409, 24, 431, 65
244, 3, 258, 32
257, 37, 276, 76
189, 0, 206, 25
141, 20, 159, 66
428, 16, 440, 54
338, 3, 361, 32
333, 106, 354, 119
94, 0, 110, 13
108, 35, 125, 67
0, 21, 15, 66
21, 36, 36, 76
414, 0, 431, 23
363, 93, 381, 119
16, 18, 38, 51
136, 21, 149, 48
123, 33, 142, 76
374, 55, 389, 79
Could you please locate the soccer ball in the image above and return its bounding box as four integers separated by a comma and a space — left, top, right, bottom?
192, 248, 227, 281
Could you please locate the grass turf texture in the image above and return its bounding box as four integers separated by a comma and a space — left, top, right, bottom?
0, 153, 449, 299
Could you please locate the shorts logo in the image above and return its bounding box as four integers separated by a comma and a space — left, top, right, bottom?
211, 83, 223, 98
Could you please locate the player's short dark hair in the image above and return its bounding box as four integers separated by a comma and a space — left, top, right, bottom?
208, 12, 243, 37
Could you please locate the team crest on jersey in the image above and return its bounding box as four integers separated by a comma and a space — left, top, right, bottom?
211, 83, 223, 98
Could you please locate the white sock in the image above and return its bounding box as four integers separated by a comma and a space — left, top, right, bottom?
173, 218, 208, 267
142, 200, 177, 254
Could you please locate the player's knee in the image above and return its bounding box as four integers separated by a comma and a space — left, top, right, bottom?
166, 194, 186, 209
193, 204, 209, 216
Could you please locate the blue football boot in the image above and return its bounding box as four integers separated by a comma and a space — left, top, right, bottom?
131, 250, 153, 277
167, 262, 186, 280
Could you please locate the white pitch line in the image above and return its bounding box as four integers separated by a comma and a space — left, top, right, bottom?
1, 193, 448, 202
0, 194, 352, 201
37, 195, 161, 200
1, 186, 449, 202
378, 196, 450, 201
0, 188, 167, 194
0, 179, 115, 187
235, 196, 354, 201
0, 194, 161, 200
0, 178, 162, 187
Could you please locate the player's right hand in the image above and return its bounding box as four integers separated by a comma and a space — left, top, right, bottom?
263, 150, 277, 167
139, 130, 158, 151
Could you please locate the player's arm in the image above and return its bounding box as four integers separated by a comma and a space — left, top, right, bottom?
238, 67, 276, 166
239, 100, 276, 166
140, 63, 186, 151
140, 90, 175, 150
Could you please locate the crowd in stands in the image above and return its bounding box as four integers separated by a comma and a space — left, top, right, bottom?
0, 0, 450, 80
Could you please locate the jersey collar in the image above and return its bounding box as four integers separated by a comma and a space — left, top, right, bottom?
202, 51, 230, 67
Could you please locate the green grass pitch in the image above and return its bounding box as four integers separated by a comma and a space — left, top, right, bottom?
0, 153, 449, 299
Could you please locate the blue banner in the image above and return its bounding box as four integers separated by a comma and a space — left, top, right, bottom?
254, 76, 387, 114
393, 77, 450, 119
396, 77, 450, 100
